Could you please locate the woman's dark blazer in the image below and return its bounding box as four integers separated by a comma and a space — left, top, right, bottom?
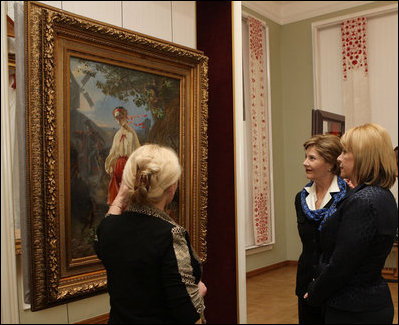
94, 204, 204, 324
307, 183, 398, 312
294, 183, 348, 299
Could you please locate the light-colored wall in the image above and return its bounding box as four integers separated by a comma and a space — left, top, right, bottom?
315, 5, 398, 204
281, 0, 397, 262
38, 1, 196, 48
244, 1, 398, 270
316, 7, 398, 144
10, 1, 196, 323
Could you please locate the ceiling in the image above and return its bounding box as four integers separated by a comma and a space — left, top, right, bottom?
242, 1, 374, 25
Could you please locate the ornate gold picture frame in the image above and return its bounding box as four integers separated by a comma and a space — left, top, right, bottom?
25, 1, 208, 311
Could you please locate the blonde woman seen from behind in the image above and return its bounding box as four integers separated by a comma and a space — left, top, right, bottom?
305, 123, 398, 324
95, 144, 206, 324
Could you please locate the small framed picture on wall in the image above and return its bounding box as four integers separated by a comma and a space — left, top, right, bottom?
312, 109, 345, 137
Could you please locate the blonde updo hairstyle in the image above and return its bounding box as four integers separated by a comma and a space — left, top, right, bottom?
340, 123, 396, 189
122, 144, 181, 205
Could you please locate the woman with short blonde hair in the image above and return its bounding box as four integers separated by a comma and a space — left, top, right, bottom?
306, 123, 398, 324
340, 123, 396, 188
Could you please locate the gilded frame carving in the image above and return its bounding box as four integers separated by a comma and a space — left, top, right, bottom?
25, 1, 208, 310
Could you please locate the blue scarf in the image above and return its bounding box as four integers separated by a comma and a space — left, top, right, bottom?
301, 176, 347, 230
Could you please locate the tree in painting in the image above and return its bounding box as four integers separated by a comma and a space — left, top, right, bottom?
78, 61, 180, 151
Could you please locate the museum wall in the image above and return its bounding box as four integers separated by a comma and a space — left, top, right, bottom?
244, 1, 398, 270
281, 0, 398, 262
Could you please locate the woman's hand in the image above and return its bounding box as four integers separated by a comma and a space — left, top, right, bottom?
198, 280, 207, 297
108, 181, 130, 215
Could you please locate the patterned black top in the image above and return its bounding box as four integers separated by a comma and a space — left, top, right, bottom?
307, 184, 398, 312
95, 204, 204, 324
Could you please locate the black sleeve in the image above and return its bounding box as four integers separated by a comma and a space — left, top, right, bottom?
294, 192, 301, 213
93, 214, 114, 262
295, 191, 305, 224
161, 227, 204, 323
94, 219, 104, 261
306, 196, 376, 306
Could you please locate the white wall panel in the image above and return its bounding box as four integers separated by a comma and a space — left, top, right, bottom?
39, 1, 197, 49
62, 1, 122, 27
172, 1, 196, 49
318, 26, 343, 115
68, 293, 110, 323
1, 3, 19, 323
19, 303, 68, 324
367, 13, 398, 146
123, 1, 172, 42
232, 3, 247, 323
7, 1, 16, 20
37, 1, 62, 10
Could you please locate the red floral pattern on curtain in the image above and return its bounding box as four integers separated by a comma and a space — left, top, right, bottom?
341, 17, 368, 80
341, 16, 371, 129
248, 16, 272, 245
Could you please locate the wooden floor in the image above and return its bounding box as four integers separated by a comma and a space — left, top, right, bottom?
247, 264, 398, 324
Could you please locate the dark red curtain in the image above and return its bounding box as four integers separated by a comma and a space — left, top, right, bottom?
197, 2, 238, 323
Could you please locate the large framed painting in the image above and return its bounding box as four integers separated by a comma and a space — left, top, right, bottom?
25, 1, 208, 311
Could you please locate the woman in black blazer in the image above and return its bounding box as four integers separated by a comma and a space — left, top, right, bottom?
305, 123, 398, 324
95, 144, 206, 324
295, 134, 349, 324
